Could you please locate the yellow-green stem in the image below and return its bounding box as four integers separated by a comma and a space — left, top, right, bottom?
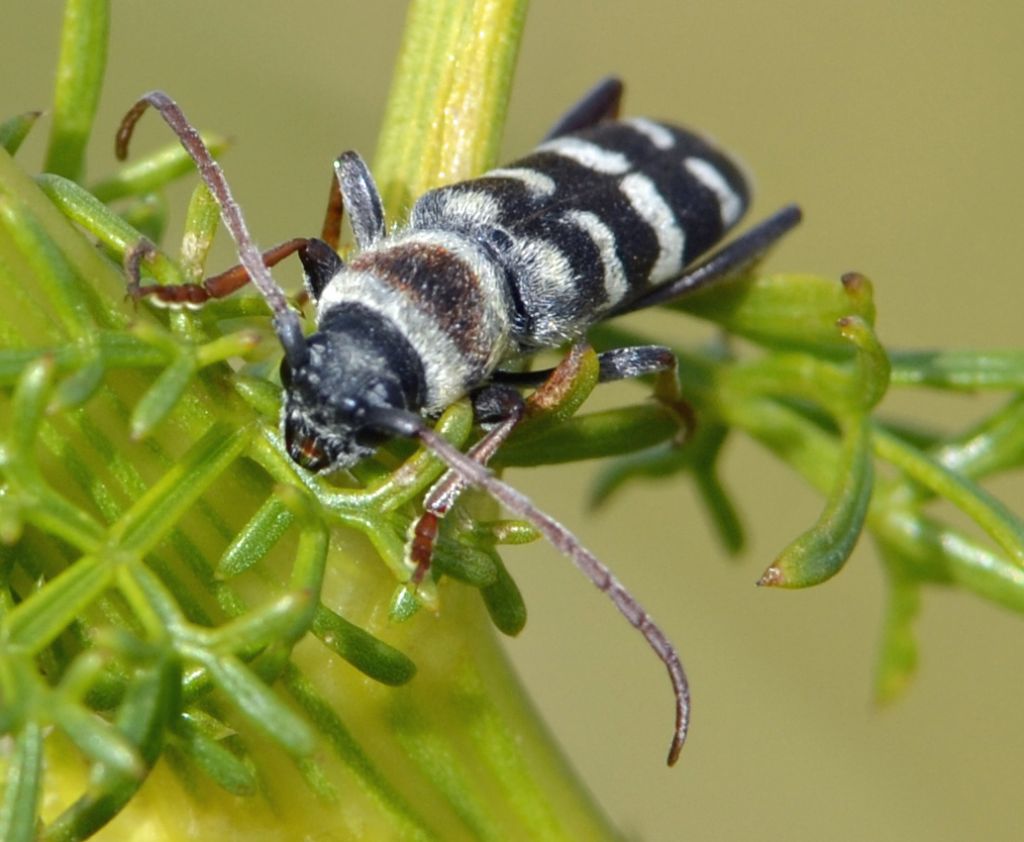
374, 0, 528, 215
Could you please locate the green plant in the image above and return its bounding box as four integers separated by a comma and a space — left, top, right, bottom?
2, 1, 1024, 840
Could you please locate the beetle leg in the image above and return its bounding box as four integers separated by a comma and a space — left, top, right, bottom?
124, 237, 310, 308
332, 151, 386, 250
407, 344, 601, 585
608, 204, 802, 317
408, 384, 525, 585
543, 76, 624, 140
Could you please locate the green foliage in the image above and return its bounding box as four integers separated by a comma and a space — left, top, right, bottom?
1, 0, 1023, 838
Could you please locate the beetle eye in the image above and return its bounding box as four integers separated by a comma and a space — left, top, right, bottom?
279, 357, 292, 388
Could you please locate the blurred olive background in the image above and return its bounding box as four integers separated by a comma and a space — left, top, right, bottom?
4, 2, 1024, 840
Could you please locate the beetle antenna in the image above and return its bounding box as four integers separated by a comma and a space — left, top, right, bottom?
116, 91, 309, 368
368, 406, 690, 765
420, 424, 690, 765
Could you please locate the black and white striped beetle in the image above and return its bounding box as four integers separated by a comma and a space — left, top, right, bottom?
116, 79, 800, 765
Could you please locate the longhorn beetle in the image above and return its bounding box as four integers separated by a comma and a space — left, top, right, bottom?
115, 78, 800, 765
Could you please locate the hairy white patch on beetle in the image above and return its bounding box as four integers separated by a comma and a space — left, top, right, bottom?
506, 235, 581, 346
436, 190, 503, 228
625, 117, 676, 150
619, 172, 684, 282
685, 157, 743, 227
535, 136, 632, 174
486, 166, 557, 197
562, 209, 628, 308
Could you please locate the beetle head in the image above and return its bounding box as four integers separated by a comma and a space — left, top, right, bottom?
278, 307, 425, 472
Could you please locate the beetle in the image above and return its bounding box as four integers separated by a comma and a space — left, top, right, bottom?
115, 78, 800, 764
